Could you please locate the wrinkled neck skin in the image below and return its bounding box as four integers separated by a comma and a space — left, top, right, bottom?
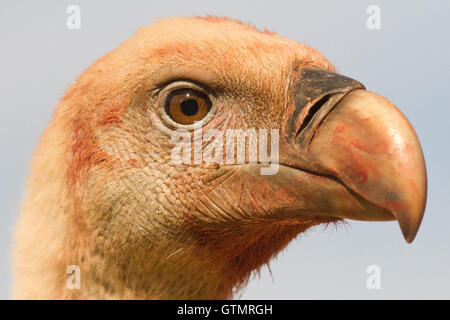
15, 198, 308, 299
14, 167, 309, 300
15, 203, 309, 299
83, 223, 308, 300
70, 244, 244, 300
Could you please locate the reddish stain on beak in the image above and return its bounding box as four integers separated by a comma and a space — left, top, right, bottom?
306, 89, 427, 242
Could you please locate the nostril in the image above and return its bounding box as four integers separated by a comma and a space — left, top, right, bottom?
296, 94, 332, 137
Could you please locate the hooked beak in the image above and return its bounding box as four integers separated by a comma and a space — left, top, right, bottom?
282, 67, 427, 242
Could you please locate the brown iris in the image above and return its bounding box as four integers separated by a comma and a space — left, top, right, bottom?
165, 89, 211, 125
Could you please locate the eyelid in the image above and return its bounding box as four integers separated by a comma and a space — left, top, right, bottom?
159, 80, 215, 99
158, 80, 217, 131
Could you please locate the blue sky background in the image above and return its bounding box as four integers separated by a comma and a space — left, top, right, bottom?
0, 0, 449, 299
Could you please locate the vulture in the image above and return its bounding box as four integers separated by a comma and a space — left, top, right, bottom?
13, 16, 427, 299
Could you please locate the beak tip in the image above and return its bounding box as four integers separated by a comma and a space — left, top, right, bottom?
403, 232, 415, 244
397, 211, 424, 243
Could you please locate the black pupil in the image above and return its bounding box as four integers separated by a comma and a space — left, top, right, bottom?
180, 98, 199, 116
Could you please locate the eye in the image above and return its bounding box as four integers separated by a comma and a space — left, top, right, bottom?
165, 89, 212, 125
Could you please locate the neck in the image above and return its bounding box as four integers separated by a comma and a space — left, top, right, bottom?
14, 214, 239, 299
71, 245, 240, 299
74, 222, 305, 299
15, 206, 304, 299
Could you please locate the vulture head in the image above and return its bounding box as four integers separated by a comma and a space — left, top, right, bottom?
13, 17, 427, 299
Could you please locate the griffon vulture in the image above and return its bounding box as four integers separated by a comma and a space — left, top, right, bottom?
13, 16, 427, 299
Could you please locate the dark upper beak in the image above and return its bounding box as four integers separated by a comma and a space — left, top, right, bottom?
283, 67, 427, 243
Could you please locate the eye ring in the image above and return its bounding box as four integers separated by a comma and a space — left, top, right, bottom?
158, 81, 216, 130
